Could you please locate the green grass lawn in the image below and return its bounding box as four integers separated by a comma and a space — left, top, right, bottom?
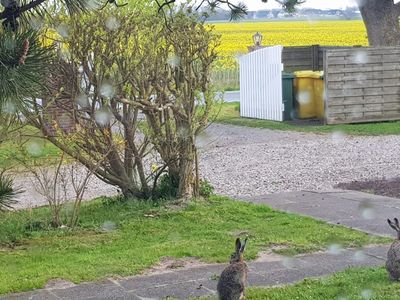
248, 267, 398, 300
198, 267, 399, 300
0, 196, 387, 295
216, 102, 400, 136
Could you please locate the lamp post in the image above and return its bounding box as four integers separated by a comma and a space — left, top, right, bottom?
253, 32, 263, 47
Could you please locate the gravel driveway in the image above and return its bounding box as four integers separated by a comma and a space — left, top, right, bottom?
12, 124, 400, 208
198, 124, 400, 197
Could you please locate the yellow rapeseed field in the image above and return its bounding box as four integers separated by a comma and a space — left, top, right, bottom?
211, 20, 368, 69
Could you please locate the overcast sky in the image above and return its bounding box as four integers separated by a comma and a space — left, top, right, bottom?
177, 0, 359, 10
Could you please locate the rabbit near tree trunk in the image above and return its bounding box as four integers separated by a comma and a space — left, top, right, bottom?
386, 218, 400, 281
217, 238, 249, 300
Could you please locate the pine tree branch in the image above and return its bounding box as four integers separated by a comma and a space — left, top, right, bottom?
0, 0, 47, 20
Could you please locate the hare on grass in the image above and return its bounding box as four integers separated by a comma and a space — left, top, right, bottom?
386, 218, 400, 281
217, 238, 248, 300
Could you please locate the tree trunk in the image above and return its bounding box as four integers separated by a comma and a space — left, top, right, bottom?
358, 0, 400, 46
176, 138, 196, 199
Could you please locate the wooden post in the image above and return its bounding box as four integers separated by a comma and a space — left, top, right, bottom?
311, 45, 320, 71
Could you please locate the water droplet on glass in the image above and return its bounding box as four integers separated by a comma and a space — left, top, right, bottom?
56, 24, 69, 38
177, 126, 190, 139
75, 94, 89, 108
101, 221, 116, 232
354, 51, 368, 64
86, 0, 101, 10
328, 243, 343, 255
95, 109, 112, 126
331, 131, 346, 143
2, 101, 16, 114
354, 250, 366, 262
105, 16, 120, 31
195, 132, 210, 148
4, 37, 15, 51
282, 257, 295, 269
167, 54, 181, 68
297, 91, 311, 105
361, 289, 373, 300
29, 17, 44, 30
359, 201, 375, 220
26, 141, 43, 157
168, 232, 181, 242
100, 81, 115, 98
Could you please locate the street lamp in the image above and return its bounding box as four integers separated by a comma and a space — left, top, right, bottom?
253, 32, 263, 47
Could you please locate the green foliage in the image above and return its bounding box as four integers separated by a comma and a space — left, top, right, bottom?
0, 28, 54, 108
0, 195, 386, 294
199, 179, 214, 198
153, 174, 179, 200
0, 174, 21, 211
217, 102, 400, 136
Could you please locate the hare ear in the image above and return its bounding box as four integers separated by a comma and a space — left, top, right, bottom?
395, 218, 400, 229
240, 237, 248, 253
388, 219, 399, 231
235, 238, 241, 252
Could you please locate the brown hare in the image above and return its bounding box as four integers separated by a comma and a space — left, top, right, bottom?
386, 218, 400, 280
217, 238, 248, 300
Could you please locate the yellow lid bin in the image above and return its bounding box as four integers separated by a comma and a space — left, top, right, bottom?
293, 71, 325, 120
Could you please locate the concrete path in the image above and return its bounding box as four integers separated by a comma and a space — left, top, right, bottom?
0, 245, 388, 300
241, 189, 400, 237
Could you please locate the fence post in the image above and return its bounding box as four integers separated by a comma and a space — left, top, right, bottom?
312, 45, 320, 71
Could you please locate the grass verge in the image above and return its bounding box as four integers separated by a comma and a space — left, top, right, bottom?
0, 195, 388, 295
216, 102, 400, 136
248, 267, 396, 300
198, 267, 398, 300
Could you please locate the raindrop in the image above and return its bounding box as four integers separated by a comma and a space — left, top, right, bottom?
101, 221, 116, 232
56, 24, 69, 39
282, 257, 295, 269
331, 131, 346, 143
361, 289, 373, 300
75, 94, 89, 108
328, 243, 343, 255
359, 201, 375, 220
29, 17, 44, 30
95, 109, 112, 126
297, 91, 311, 105
355, 73, 367, 85
354, 250, 366, 262
168, 232, 181, 242
100, 81, 115, 98
4, 37, 15, 51
195, 132, 210, 149
177, 126, 190, 139
105, 16, 120, 31
354, 51, 368, 64
86, 0, 101, 10
26, 141, 43, 157
167, 54, 181, 68
234, 52, 244, 62
2, 101, 16, 114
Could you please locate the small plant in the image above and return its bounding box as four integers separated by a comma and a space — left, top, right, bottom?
0, 173, 22, 211
153, 174, 179, 200
199, 179, 214, 198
